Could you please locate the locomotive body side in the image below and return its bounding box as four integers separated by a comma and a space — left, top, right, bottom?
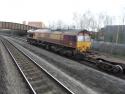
33, 31, 77, 49
27, 29, 91, 54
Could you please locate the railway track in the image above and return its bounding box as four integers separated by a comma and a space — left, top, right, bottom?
2, 35, 125, 94
5, 35, 125, 75
1, 38, 73, 94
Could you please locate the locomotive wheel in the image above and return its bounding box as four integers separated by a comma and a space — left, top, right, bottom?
74, 54, 83, 60
66, 52, 72, 57
45, 45, 50, 50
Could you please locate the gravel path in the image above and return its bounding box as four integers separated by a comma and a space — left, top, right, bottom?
7, 36, 125, 94
0, 40, 30, 94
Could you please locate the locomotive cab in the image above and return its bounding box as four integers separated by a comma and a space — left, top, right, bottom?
77, 33, 91, 42
77, 30, 91, 53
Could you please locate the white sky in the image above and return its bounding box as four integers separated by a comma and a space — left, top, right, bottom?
0, 0, 125, 26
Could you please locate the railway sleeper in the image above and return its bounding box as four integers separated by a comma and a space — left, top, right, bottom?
27, 75, 43, 81
35, 85, 53, 94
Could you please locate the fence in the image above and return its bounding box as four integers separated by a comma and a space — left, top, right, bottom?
92, 41, 125, 56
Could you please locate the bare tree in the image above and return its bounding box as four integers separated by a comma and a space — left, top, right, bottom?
96, 12, 106, 31
73, 11, 97, 30
48, 22, 56, 29
73, 12, 80, 29
103, 15, 113, 26
56, 20, 64, 29
48, 20, 65, 30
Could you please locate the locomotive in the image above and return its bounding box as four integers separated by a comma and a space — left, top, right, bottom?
27, 29, 92, 56
27, 29, 124, 73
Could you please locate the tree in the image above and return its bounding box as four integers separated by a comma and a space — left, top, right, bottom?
48, 22, 56, 29
73, 10, 97, 31
96, 12, 105, 31
56, 20, 64, 29
103, 15, 113, 26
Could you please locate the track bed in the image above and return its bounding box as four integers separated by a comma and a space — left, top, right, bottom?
1, 38, 72, 94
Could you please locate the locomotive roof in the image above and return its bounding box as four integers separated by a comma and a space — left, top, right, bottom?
27, 29, 51, 33
54, 29, 90, 35
28, 29, 90, 35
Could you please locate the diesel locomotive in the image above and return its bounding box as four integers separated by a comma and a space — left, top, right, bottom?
27, 29, 92, 56
27, 29, 124, 73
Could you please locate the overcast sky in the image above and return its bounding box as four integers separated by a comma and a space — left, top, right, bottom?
0, 0, 125, 26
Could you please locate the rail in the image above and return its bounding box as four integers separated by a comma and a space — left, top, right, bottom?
1, 38, 74, 94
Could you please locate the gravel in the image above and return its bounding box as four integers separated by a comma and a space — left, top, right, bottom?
0, 39, 30, 94
0, 41, 8, 94
5, 36, 125, 94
